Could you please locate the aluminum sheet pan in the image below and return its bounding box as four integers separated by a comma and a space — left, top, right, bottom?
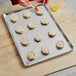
3, 4, 73, 66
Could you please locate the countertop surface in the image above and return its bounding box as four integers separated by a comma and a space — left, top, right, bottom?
65, 0, 76, 15
0, 0, 76, 76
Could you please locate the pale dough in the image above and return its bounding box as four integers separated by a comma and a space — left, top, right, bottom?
23, 11, 31, 19
15, 25, 24, 34
27, 51, 35, 61
36, 8, 43, 15
21, 37, 29, 46
56, 40, 64, 49
27, 22, 36, 30
41, 46, 50, 55
41, 18, 49, 25
34, 33, 42, 42
10, 14, 18, 23
48, 29, 56, 37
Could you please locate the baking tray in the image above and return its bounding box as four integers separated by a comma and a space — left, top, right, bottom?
3, 3, 73, 66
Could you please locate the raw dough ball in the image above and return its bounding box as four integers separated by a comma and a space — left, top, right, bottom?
23, 11, 31, 19
10, 14, 18, 23
36, 8, 43, 15
15, 25, 24, 34
34, 33, 42, 42
41, 18, 49, 25
41, 46, 50, 55
48, 29, 56, 37
56, 40, 64, 49
27, 22, 36, 30
27, 51, 35, 61
21, 37, 29, 46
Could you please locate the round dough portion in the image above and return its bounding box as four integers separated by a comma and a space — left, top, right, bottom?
10, 14, 18, 23
41, 46, 50, 55
34, 33, 42, 42
27, 51, 35, 61
15, 26, 24, 34
21, 37, 29, 46
23, 11, 31, 19
48, 29, 56, 37
36, 8, 43, 15
56, 40, 64, 49
27, 22, 36, 30
41, 18, 49, 25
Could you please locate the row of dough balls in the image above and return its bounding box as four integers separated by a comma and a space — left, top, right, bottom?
15, 26, 64, 49
27, 46, 50, 61
27, 40, 64, 61
10, 8, 44, 23
16, 25, 64, 47
14, 18, 49, 34
20, 37, 64, 49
